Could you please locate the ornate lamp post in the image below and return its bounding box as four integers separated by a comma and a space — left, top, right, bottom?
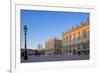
24, 25, 28, 60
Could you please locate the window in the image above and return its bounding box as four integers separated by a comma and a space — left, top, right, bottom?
69, 35, 71, 41
83, 29, 87, 37
78, 32, 80, 39
73, 33, 76, 40
63, 38, 65, 43
66, 36, 68, 42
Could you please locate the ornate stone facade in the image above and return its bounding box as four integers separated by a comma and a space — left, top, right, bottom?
62, 21, 89, 55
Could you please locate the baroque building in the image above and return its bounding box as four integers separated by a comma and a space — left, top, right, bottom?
62, 21, 89, 55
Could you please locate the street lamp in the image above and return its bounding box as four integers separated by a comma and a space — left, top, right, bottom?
24, 25, 28, 60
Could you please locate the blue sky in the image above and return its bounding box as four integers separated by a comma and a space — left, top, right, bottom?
20, 9, 89, 49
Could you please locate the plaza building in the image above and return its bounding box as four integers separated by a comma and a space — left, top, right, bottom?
21, 49, 35, 56
62, 21, 89, 55
45, 38, 62, 55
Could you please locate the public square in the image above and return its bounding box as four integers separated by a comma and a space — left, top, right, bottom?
21, 55, 89, 63
21, 10, 90, 63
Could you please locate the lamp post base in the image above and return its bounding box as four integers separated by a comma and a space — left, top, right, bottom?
24, 50, 28, 60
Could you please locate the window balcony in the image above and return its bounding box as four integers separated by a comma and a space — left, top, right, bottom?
62, 33, 89, 46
